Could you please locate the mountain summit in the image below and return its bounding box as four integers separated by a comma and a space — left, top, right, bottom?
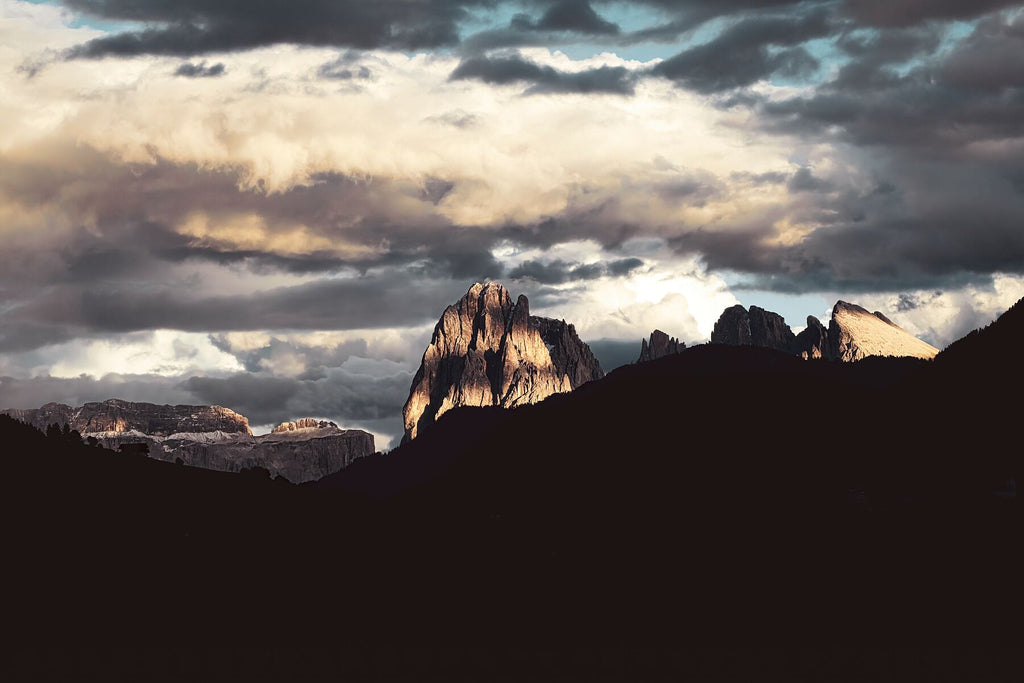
826, 301, 939, 361
710, 300, 938, 361
402, 282, 603, 441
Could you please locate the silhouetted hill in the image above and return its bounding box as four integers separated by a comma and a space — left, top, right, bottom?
937, 296, 1024, 366
2, 325, 1020, 655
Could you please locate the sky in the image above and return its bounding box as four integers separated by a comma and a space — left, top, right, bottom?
2, 0, 1024, 448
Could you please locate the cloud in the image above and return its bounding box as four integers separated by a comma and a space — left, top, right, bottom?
0, 373, 197, 412
450, 54, 637, 95
528, 0, 620, 35
651, 9, 833, 92
939, 14, 1024, 92
422, 109, 480, 128
841, 0, 1023, 27
174, 61, 225, 78
316, 52, 374, 81
508, 257, 644, 284
60, 0, 480, 57
786, 167, 833, 193
3, 274, 474, 343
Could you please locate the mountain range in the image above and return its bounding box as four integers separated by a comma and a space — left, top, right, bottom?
3, 291, 1019, 650
707, 300, 939, 361
2, 283, 949, 477
1, 398, 374, 483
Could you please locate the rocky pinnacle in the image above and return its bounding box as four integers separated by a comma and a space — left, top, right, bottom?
402, 282, 603, 442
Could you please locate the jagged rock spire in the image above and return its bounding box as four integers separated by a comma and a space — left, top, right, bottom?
402, 282, 603, 441
637, 330, 685, 363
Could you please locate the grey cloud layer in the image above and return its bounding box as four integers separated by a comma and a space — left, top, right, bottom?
58, 1, 1022, 59
3, 124, 1024, 355
63, 0, 488, 55
6, 1, 1023, 350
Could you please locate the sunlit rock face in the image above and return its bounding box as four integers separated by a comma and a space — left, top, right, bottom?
827, 301, 939, 362
709, 301, 938, 362
2, 398, 251, 436
272, 418, 336, 433
637, 330, 685, 363
402, 282, 603, 442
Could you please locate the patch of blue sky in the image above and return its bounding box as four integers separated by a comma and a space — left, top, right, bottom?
456, 1, 734, 63
718, 281, 833, 329
23, 0, 137, 33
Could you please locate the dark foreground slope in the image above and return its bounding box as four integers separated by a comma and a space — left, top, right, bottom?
2, 321, 1020, 653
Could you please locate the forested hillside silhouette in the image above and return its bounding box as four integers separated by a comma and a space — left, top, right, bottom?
2, 300, 1021, 656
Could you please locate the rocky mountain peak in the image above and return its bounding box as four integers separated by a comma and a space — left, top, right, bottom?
711, 304, 796, 354
794, 315, 828, 359
828, 300, 938, 362
402, 282, 603, 441
637, 329, 685, 363
710, 300, 938, 362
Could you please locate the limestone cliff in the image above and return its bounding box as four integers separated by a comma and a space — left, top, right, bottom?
3, 399, 251, 436
709, 301, 938, 362
710, 305, 796, 354
1, 401, 374, 483
827, 301, 939, 362
402, 282, 603, 441
86, 425, 373, 484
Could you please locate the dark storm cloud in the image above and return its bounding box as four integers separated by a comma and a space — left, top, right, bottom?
54, 0, 1022, 64
672, 157, 1024, 293
420, 177, 456, 205
508, 257, 643, 284
450, 55, 637, 94
651, 9, 833, 92
185, 367, 411, 427
632, 0, 1018, 31
607, 257, 644, 276
0, 147, 484, 279
654, 176, 723, 206
61, 0, 487, 57
831, 26, 942, 90
0, 373, 197, 412
939, 14, 1024, 92
173, 61, 225, 78
208, 335, 374, 377
841, 0, 1023, 27
530, 0, 620, 35
622, 0, 809, 42
894, 291, 942, 312
0, 146, 506, 348
751, 13, 1024, 149
787, 167, 833, 193
11, 275, 473, 336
